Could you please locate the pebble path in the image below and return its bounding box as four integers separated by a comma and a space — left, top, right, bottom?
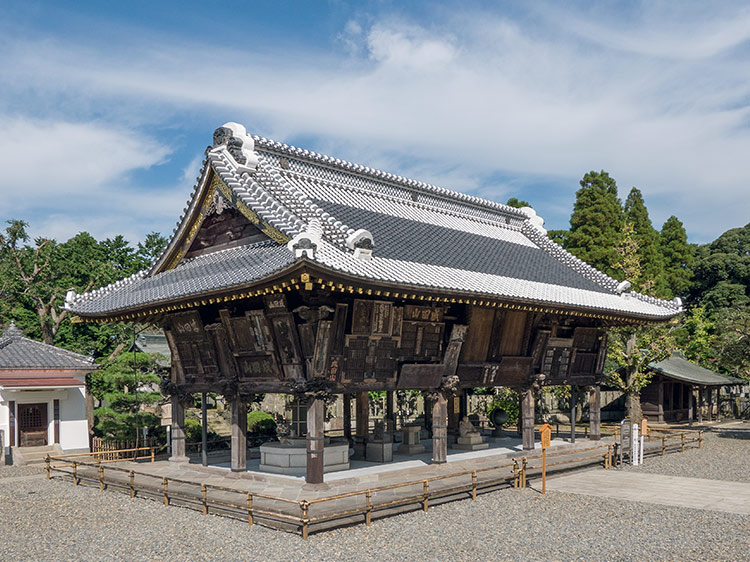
0, 423, 747, 561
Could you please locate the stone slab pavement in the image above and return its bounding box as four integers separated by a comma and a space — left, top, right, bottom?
539, 470, 750, 515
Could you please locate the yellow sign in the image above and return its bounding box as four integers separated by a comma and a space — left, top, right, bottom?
540, 423, 552, 449
641, 418, 648, 437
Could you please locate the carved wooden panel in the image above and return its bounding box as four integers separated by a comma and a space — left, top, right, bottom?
371, 301, 393, 336
267, 312, 303, 379
499, 310, 528, 356
462, 307, 495, 362
530, 330, 551, 370
573, 327, 601, 353
404, 305, 444, 322
343, 336, 398, 383
391, 307, 403, 337
398, 364, 444, 389
541, 337, 574, 382
352, 300, 373, 334
170, 311, 204, 341
330, 304, 348, 355
400, 321, 443, 361
312, 320, 332, 377
185, 207, 265, 259
595, 332, 608, 375
236, 355, 280, 380
344, 336, 368, 382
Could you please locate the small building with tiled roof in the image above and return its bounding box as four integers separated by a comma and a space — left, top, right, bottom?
0, 322, 94, 462
65, 123, 682, 483
642, 351, 743, 423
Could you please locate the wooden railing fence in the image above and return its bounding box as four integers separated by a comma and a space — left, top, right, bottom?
91, 437, 162, 460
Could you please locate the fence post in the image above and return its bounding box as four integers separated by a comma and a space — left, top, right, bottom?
247, 492, 253, 526
151, 448, 155, 463
699, 430, 703, 448
300, 500, 309, 540
512, 459, 519, 488
99, 465, 104, 491
73, 462, 78, 486
162, 477, 169, 506
45, 454, 50, 480
521, 458, 527, 488
471, 470, 477, 500
365, 490, 372, 526
681, 433, 685, 453
661, 436, 666, 456
423, 481, 429, 512
129, 471, 135, 498
202, 484, 208, 516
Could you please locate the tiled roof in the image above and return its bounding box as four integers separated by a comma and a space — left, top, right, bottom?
67, 123, 682, 320
0, 323, 95, 370
0, 376, 85, 388
649, 352, 744, 386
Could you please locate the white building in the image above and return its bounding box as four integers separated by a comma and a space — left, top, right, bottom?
0, 323, 93, 463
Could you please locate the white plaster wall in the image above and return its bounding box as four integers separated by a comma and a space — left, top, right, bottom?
0, 399, 9, 454
59, 387, 89, 451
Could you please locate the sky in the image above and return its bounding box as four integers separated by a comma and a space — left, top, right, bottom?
0, 0, 748, 246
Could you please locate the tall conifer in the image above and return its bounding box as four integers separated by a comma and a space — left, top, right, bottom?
564, 170, 623, 279
624, 187, 666, 296
660, 215, 694, 300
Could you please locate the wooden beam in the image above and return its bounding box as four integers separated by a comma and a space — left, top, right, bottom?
588, 385, 601, 441
521, 388, 535, 450
432, 393, 448, 464
169, 397, 188, 463
230, 397, 247, 472
306, 398, 325, 485
343, 393, 352, 443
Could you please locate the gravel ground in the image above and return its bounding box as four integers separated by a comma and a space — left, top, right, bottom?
624, 421, 750, 482
0, 423, 748, 562
0, 464, 45, 478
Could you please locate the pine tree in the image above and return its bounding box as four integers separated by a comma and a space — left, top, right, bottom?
564, 171, 623, 279
624, 187, 666, 296
660, 215, 694, 300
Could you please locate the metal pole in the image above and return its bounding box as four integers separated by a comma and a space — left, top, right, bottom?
542, 448, 547, 494
201, 392, 208, 467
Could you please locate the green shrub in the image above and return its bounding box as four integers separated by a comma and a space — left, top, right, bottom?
487, 388, 519, 427
247, 411, 276, 435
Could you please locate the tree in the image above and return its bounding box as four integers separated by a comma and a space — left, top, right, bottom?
607, 325, 676, 424
715, 305, 750, 381
607, 220, 675, 423
506, 197, 531, 209
660, 216, 694, 300
624, 188, 666, 296
564, 171, 624, 278
88, 350, 165, 441
674, 306, 715, 369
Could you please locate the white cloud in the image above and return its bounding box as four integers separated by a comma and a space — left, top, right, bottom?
0, 3, 748, 242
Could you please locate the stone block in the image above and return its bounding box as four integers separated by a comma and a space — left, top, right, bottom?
366, 441, 393, 463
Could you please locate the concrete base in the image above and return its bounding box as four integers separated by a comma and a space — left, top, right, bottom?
366, 441, 393, 463
396, 443, 425, 455
259, 442, 349, 476
452, 441, 489, 451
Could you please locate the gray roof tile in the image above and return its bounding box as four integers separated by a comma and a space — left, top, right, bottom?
0, 323, 94, 370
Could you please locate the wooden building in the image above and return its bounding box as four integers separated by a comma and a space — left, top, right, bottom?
0, 322, 93, 463
66, 122, 682, 483
642, 351, 742, 423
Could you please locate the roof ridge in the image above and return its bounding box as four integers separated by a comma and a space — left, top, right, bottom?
277, 163, 525, 234
253, 136, 528, 221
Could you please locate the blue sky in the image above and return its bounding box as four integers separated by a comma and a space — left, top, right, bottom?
1, 1, 748, 246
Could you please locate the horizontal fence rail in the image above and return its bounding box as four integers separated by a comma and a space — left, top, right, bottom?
46, 431, 701, 539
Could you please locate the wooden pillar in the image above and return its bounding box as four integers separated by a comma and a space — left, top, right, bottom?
201, 393, 208, 467
343, 393, 352, 444
521, 388, 535, 450
169, 397, 188, 463
355, 392, 369, 438
306, 398, 325, 485
53, 399, 61, 444
588, 385, 601, 441
432, 393, 448, 464
707, 386, 713, 422
386, 390, 395, 433
230, 397, 247, 472
658, 379, 665, 423
8, 401, 15, 447
688, 386, 694, 422
698, 385, 704, 423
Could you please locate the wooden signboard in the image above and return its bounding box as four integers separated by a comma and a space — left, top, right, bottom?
540, 423, 552, 449
641, 418, 648, 437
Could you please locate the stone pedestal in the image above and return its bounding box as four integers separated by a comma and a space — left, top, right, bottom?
366, 441, 393, 463
453, 433, 489, 451
397, 425, 425, 455
259, 441, 349, 476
